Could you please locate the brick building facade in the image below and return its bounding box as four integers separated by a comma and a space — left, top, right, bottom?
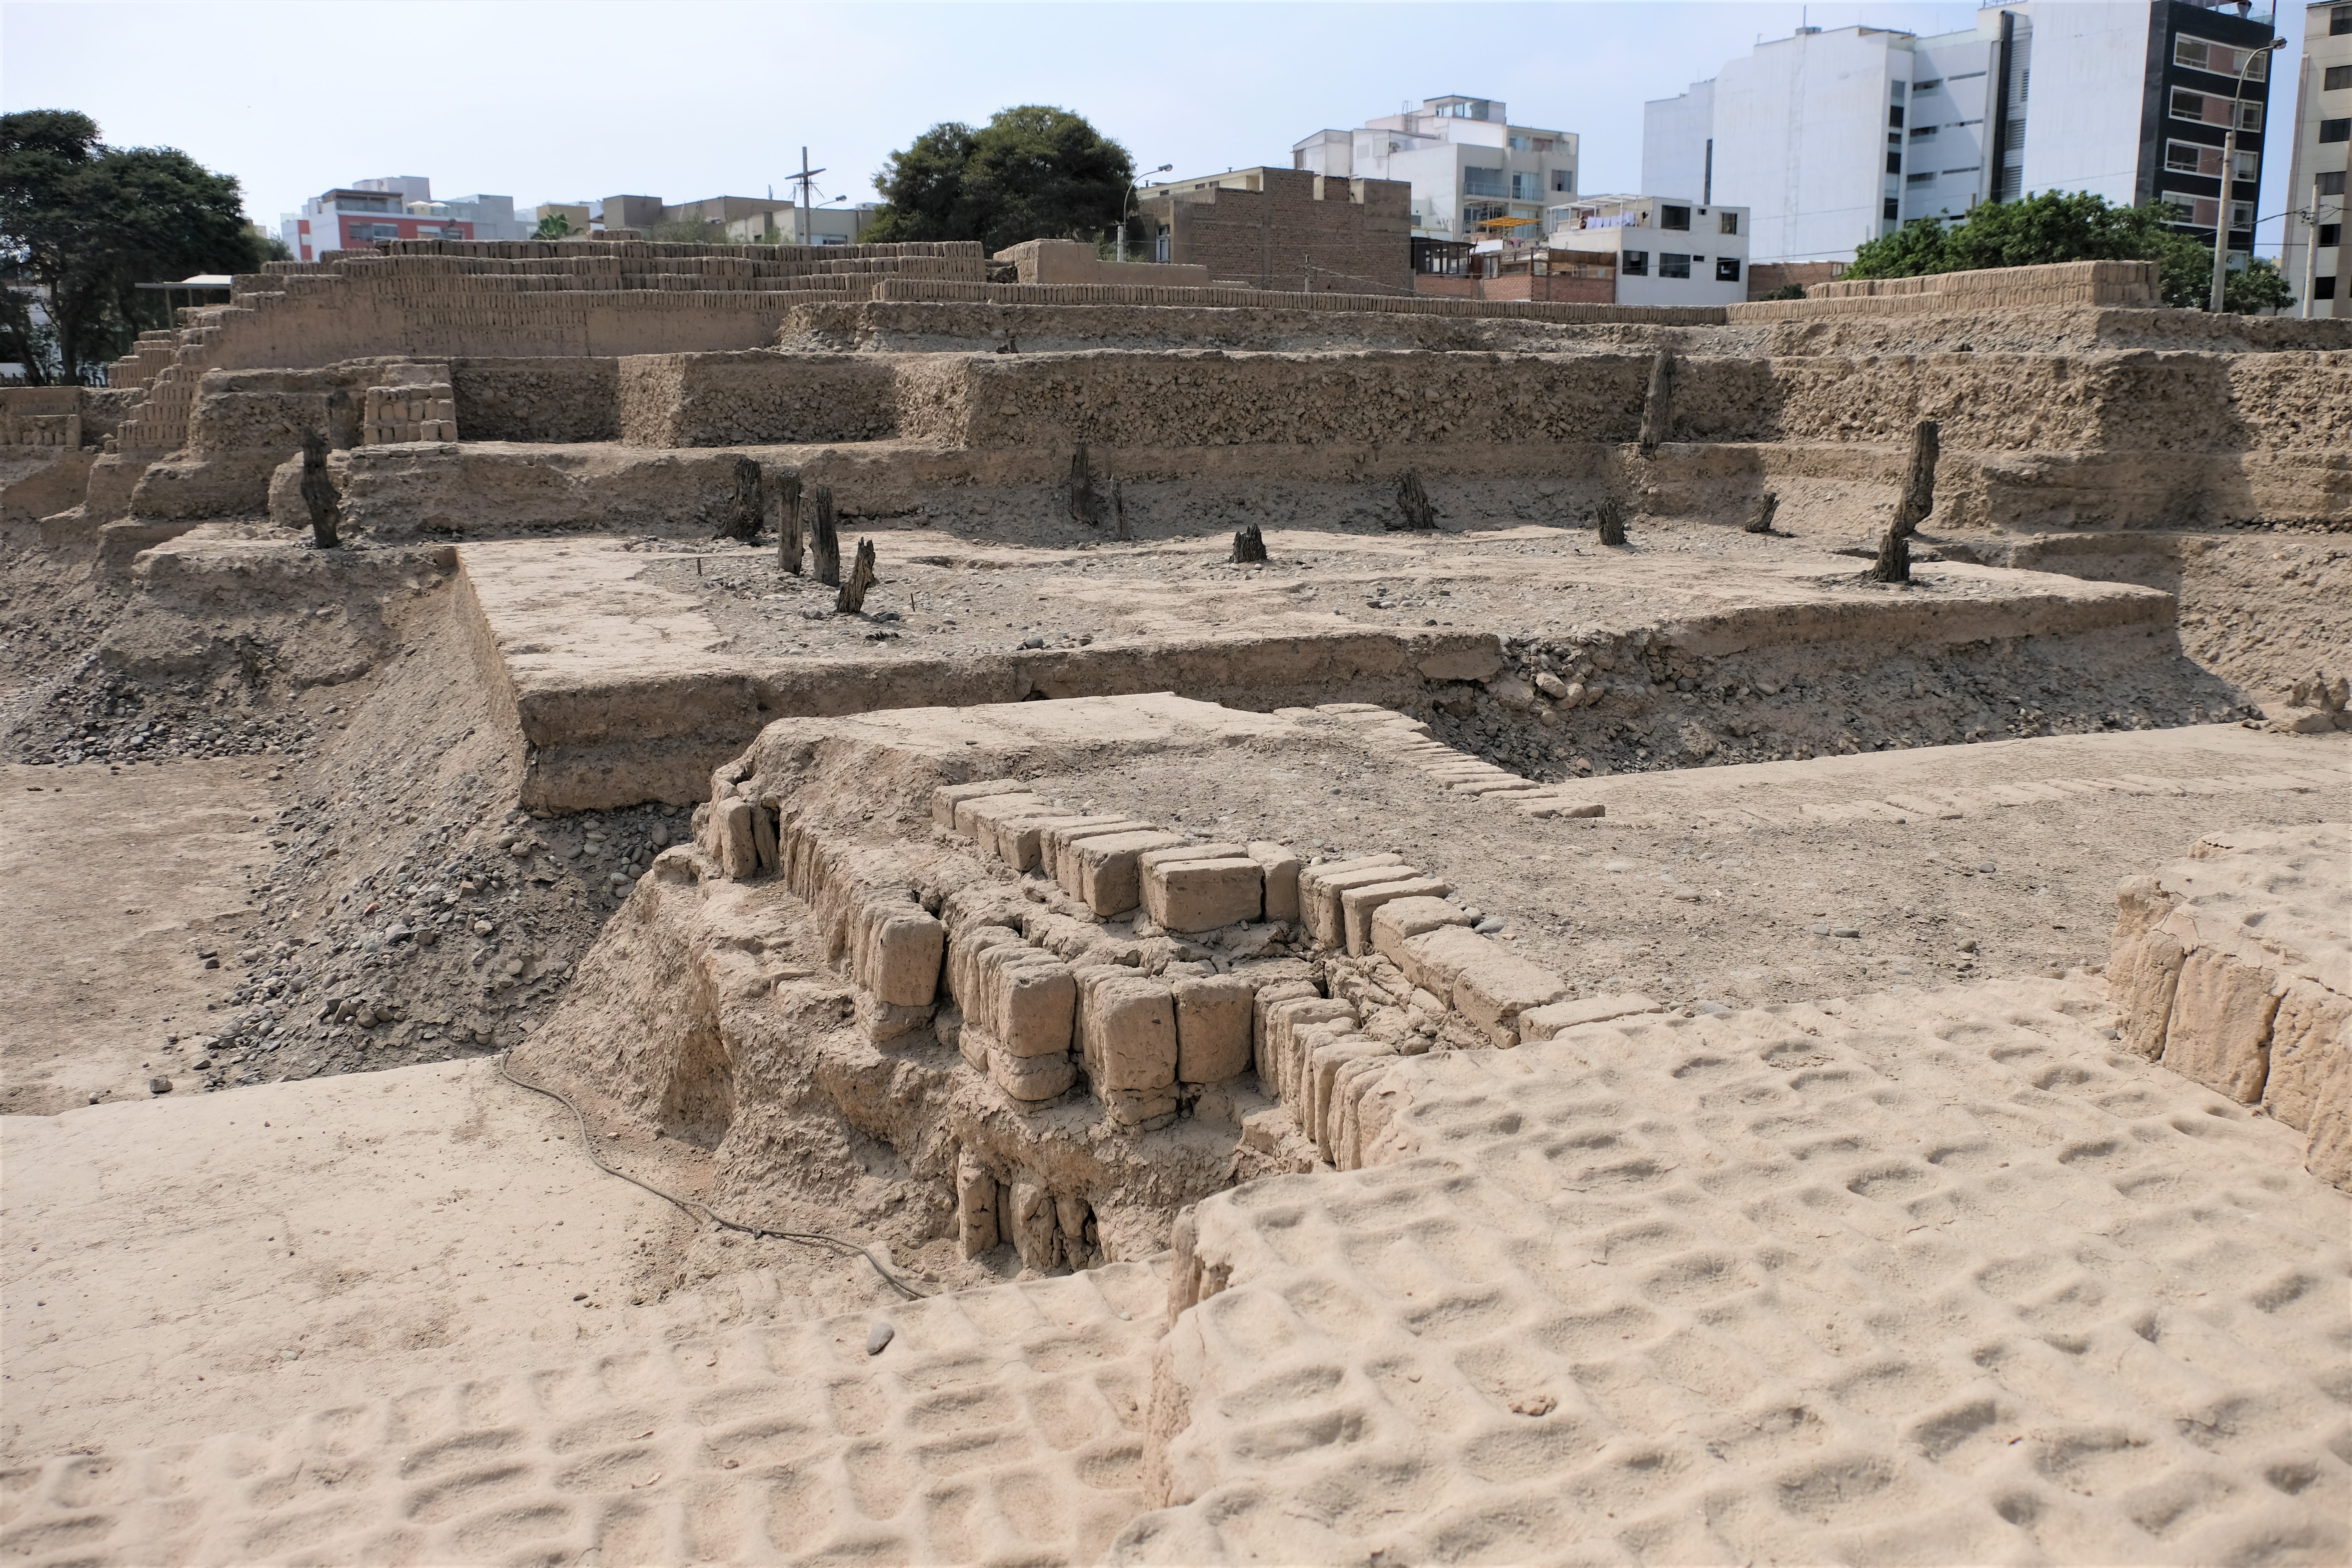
1137, 169, 1413, 296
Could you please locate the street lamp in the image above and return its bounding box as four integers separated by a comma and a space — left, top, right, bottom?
2209, 36, 2286, 313
1118, 164, 1174, 264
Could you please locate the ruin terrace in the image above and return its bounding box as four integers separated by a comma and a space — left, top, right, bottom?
0, 236, 2345, 1566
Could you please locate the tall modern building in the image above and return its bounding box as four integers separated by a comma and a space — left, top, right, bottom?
2283, 0, 2352, 314
1644, 2, 2279, 266
1291, 96, 1579, 244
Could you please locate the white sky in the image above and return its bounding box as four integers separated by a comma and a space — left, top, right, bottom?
2, 1, 2310, 258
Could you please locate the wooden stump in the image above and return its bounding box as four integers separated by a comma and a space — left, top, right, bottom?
837, 538, 877, 613
1868, 421, 1937, 584
298, 427, 339, 549
810, 485, 841, 587
1068, 443, 1098, 527
776, 474, 804, 575
1638, 349, 1673, 453
1392, 470, 1436, 531
1891, 419, 1939, 539
1232, 523, 1267, 564
717, 456, 762, 541
1744, 491, 1779, 534
1595, 494, 1628, 547
1111, 477, 1131, 542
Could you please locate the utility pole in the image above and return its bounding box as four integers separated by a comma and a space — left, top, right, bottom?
788, 147, 826, 248
2210, 38, 2284, 313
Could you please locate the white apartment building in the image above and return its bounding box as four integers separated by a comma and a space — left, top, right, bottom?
2283, 0, 2352, 314
1546, 194, 1753, 307
1292, 95, 1579, 243
1646, 2, 2280, 265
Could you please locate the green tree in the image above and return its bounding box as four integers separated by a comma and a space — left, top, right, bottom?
866, 105, 1134, 255
1843, 190, 2288, 312
533, 210, 573, 240
1, 109, 270, 383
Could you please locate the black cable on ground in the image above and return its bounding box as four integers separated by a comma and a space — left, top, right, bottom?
499, 1051, 929, 1302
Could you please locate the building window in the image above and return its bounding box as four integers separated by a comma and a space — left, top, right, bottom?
1462, 201, 1508, 231
1887, 152, 1904, 174
1715, 257, 1741, 281
2336, 3, 2351, 33
1907, 171, 1936, 184
2165, 140, 2258, 179
1507, 134, 1530, 151
1717, 211, 1739, 235
1911, 124, 1939, 139
2324, 118, 2352, 144
2163, 191, 2256, 230
1659, 253, 1691, 279
2174, 35, 2270, 80
2172, 89, 2263, 132
1622, 250, 1648, 276
1889, 105, 1906, 127
2321, 224, 2344, 248
1884, 197, 1901, 220
1463, 166, 1506, 198
2317, 276, 2338, 298
2323, 172, 2349, 196
1658, 204, 1690, 230
1915, 77, 1943, 93
1551, 168, 1575, 193
2327, 65, 2352, 90
1512, 172, 1537, 199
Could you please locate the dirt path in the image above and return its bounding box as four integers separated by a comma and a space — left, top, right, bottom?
0, 760, 285, 1115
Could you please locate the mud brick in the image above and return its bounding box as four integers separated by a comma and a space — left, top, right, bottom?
1044, 818, 1154, 890
860, 904, 945, 1007
995, 813, 1094, 873
1449, 941, 1570, 1045
989, 1045, 1075, 1104
1082, 973, 1177, 1093
1172, 973, 1255, 1085
931, 778, 1026, 829
1071, 830, 1187, 918
1517, 993, 1664, 1042
712, 797, 758, 879
1299, 857, 1416, 947
1394, 924, 1499, 998
994, 955, 1077, 1059
1370, 895, 1471, 967
1142, 851, 1263, 933
1249, 842, 1302, 922
1341, 876, 1451, 956
956, 791, 1048, 842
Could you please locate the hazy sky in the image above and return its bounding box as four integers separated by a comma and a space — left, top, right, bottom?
3, 1, 2312, 258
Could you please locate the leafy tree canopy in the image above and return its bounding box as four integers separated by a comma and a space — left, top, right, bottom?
534, 211, 573, 240
2, 109, 270, 383
866, 105, 1134, 255
1844, 190, 2294, 313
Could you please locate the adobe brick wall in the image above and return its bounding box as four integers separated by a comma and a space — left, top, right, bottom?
1140, 171, 1413, 296
1732, 260, 2158, 320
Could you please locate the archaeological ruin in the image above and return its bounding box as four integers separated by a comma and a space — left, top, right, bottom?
0, 234, 2346, 1566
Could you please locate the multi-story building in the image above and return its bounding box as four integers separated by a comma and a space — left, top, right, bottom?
1136, 167, 1414, 294
1290, 96, 1579, 246
2283, 0, 2352, 315
1543, 195, 1753, 306
1645, 3, 2278, 266
279, 178, 529, 261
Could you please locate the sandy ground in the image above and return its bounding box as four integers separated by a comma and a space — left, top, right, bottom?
0, 1051, 953, 1470
0, 760, 282, 1115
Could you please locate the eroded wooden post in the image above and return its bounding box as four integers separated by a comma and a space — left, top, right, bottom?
838, 538, 876, 613
298, 427, 339, 549
1638, 349, 1673, 454
1232, 523, 1267, 563
811, 485, 841, 586
1393, 470, 1435, 530
776, 473, 804, 575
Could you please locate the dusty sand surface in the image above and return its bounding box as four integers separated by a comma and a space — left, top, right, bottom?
1, 1059, 955, 1466
0, 760, 281, 1115
0, 1256, 1164, 1567
1138, 978, 2352, 1565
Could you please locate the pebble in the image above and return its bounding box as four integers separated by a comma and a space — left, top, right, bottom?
1958, 938, 1979, 953
866, 1320, 895, 1356
473, 920, 494, 935
1831, 927, 1861, 939
1473, 916, 1506, 934
149, 1076, 171, 1094
1811, 923, 1830, 936
1978, 862, 1997, 874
